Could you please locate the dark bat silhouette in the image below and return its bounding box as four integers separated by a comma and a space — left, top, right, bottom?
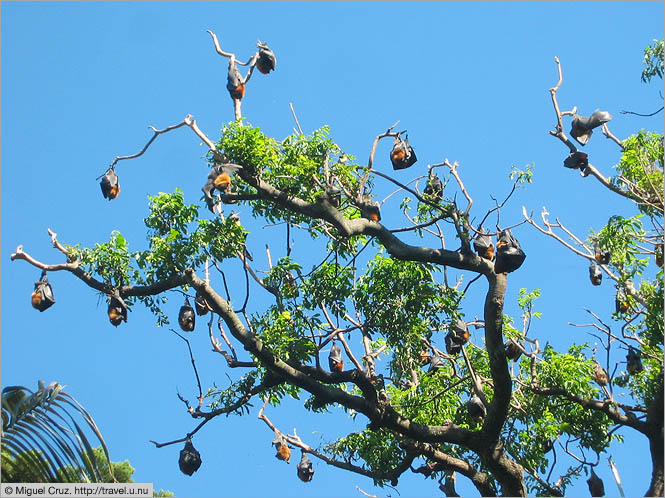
100, 167, 120, 200
570, 109, 612, 146
31, 272, 55, 312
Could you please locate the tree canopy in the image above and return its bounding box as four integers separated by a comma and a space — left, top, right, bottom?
4, 8, 663, 497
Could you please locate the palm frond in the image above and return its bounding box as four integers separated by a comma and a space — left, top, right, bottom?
1, 381, 113, 483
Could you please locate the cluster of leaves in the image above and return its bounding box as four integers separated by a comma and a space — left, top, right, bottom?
68, 190, 247, 325
213, 121, 362, 228
206, 370, 259, 415
532, 345, 616, 451
301, 262, 354, 311
354, 256, 461, 381
324, 428, 406, 487
70, 231, 139, 290
263, 257, 302, 300
614, 131, 664, 216
641, 39, 664, 83
251, 305, 318, 404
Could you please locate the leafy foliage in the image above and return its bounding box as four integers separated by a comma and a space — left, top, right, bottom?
1, 381, 111, 483
642, 39, 664, 83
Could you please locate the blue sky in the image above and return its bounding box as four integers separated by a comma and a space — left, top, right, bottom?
2, 2, 663, 496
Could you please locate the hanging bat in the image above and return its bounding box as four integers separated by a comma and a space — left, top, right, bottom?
449, 318, 470, 345
31, 271, 55, 312
656, 243, 663, 268
296, 451, 315, 482
570, 109, 612, 146
615, 291, 629, 314
504, 340, 522, 361
325, 185, 342, 208
328, 341, 344, 372
445, 332, 462, 355
466, 393, 486, 423
586, 467, 605, 497
256, 42, 277, 74
390, 133, 417, 170
227, 60, 245, 100
360, 195, 381, 222
589, 262, 602, 286
626, 347, 643, 375
195, 291, 209, 316
473, 228, 494, 261
428, 353, 446, 373
494, 229, 526, 274
100, 167, 121, 200
369, 373, 385, 391
594, 242, 611, 265
423, 174, 443, 203
272, 431, 291, 464
563, 151, 589, 171
179, 439, 202, 476
107, 294, 128, 326
419, 350, 431, 366
202, 163, 244, 212
592, 361, 609, 386
178, 298, 196, 332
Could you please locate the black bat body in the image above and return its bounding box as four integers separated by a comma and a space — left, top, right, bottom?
450, 318, 469, 345
297, 452, 315, 482
360, 195, 381, 222
570, 109, 612, 146
626, 347, 643, 375
107, 294, 128, 326
586, 468, 605, 497
563, 151, 589, 171
195, 291, 209, 316
272, 431, 291, 463
100, 167, 120, 200
202, 163, 243, 213
589, 262, 602, 286
31, 272, 55, 312
504, 340, 522, 361
178, 298, 195, 332
494, 229, 526, 274
615, 292, 629, 314
594, 243, 611, 265
390, 134, 417, 170
179, 440, 202, 476
428, 353, 445, 373
423, 174, 443, 203
466, 394, 486, 422
473, 229, 494, 261
226, 62, 245, 100
256, 43, 276, 74
328, 341, 343, 372
445, 332, 462, 355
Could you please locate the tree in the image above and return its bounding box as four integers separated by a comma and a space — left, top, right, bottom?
1, 381, 112, 483
9, 31, 662, 496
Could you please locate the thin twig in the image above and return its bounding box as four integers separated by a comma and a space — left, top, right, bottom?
171, 329, 204, 407
289, 102, 304, 135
